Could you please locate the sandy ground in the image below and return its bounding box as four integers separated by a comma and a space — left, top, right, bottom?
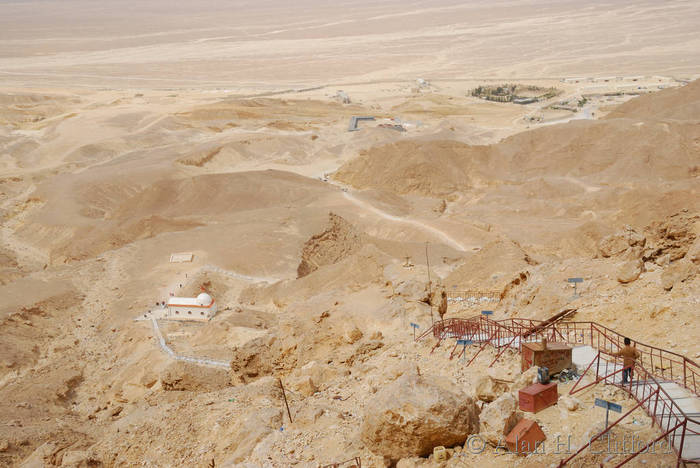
0, 1, 699, 467
1, 0, 699, 90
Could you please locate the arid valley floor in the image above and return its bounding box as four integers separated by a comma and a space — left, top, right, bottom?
1, 1, 699, 467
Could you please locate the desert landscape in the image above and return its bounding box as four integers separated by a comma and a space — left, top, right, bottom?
0, 1, 699, 467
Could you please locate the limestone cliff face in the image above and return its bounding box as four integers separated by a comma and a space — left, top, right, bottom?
297, 212, 363, 278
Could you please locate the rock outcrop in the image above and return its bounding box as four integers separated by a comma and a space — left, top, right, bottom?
598, 227, 645, 258
160, 361, 229, 392
479, 392, 523, 446
510, 366, 539, 392
361, 373, 479, 461
223, 407, 283, 463
296, 213, 363, 278
661, 259, 697, 290
474, 375, 509, 403
644, 212, 698, 262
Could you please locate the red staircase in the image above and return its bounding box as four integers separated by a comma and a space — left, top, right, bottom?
416, 315, 700, 466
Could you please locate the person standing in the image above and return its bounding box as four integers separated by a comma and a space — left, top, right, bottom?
437, 290, 448, 320
611, 337, 641, 384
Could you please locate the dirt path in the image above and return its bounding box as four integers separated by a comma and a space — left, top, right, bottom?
160, 264, 283, 300
325, 179, 469, 251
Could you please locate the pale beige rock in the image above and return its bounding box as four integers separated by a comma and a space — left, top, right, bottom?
661, 259, 697, 290
655, 253, 671, 267
598, 234, 629, 258
479, 392, 523, 446
296, 360, 338, 391
559, 395, 580, 411
225, 407, 283, 463
19, 442, 55, 468
361, 373, 479, 461
510, 366, 539, 392
394, 280, 428, 301
289, 374, 317, 396
396, 457, 424, 468
60, 450, 91, 467
160, 361, 229, 392
344, 325, 363, 344
293, 405, 325, 425
617, 259, 643, 283
474, 374, 508, 403
687, 238, 700, 265
384, 361, 421, 382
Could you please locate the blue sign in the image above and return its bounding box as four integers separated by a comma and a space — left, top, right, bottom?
567, 278, 584, 283
457, 339, 473, 346
595, 398, 622, 413
410, 322, 419, 329
481, 310, 494, 316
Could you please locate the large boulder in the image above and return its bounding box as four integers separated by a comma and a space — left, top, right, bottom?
479, 392, 523, 446
361, 373, 479, 461
617, 259, 643, 283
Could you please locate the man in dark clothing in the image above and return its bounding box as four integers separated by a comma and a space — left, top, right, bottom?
612, 337, 641, 384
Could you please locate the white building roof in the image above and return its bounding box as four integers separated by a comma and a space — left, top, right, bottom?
168, 293, 214, 308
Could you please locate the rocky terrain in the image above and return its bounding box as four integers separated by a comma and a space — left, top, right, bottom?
0, 2, 699, 467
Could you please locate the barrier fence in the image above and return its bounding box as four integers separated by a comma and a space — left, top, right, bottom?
151, 317, 229, 368
416, 315, 700, 466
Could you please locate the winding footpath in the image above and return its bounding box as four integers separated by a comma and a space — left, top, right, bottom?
327, 179, 469, 252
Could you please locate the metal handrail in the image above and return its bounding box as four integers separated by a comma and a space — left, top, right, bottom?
565, 350, 699, 466
418, 317, 699, 395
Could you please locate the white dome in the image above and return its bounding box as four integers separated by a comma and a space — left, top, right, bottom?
196, 292, 213, 306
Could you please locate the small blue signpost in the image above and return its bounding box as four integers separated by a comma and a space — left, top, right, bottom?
410, 322, 419, 340
481, 310, 494, 316
595, 398, 622, 428
567, 277, 584, 297
456, 339, 473, 361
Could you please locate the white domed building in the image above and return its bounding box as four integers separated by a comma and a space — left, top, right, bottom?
164, 292, 218, 321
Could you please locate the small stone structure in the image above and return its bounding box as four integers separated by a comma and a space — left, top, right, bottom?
140, 292, 218, 322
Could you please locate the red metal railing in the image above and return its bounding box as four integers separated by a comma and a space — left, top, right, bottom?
417, 316, 700, 466
561, 351, 699, 467
418, 317, 700, 395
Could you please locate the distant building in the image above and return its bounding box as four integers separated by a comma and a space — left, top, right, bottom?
513, 97, 537, 105
348, 116, 375, 131
164, 292, 217, 321
335, 90, 351, 104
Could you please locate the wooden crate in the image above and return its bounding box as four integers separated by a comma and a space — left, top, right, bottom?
521, 341, 572, 374
518, 382, 558, 413
505, 418, 546, 456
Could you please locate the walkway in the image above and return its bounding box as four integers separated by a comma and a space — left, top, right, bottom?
150, 317, 229, 368
418, 316, 700, 466
326, 178, 469, 251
